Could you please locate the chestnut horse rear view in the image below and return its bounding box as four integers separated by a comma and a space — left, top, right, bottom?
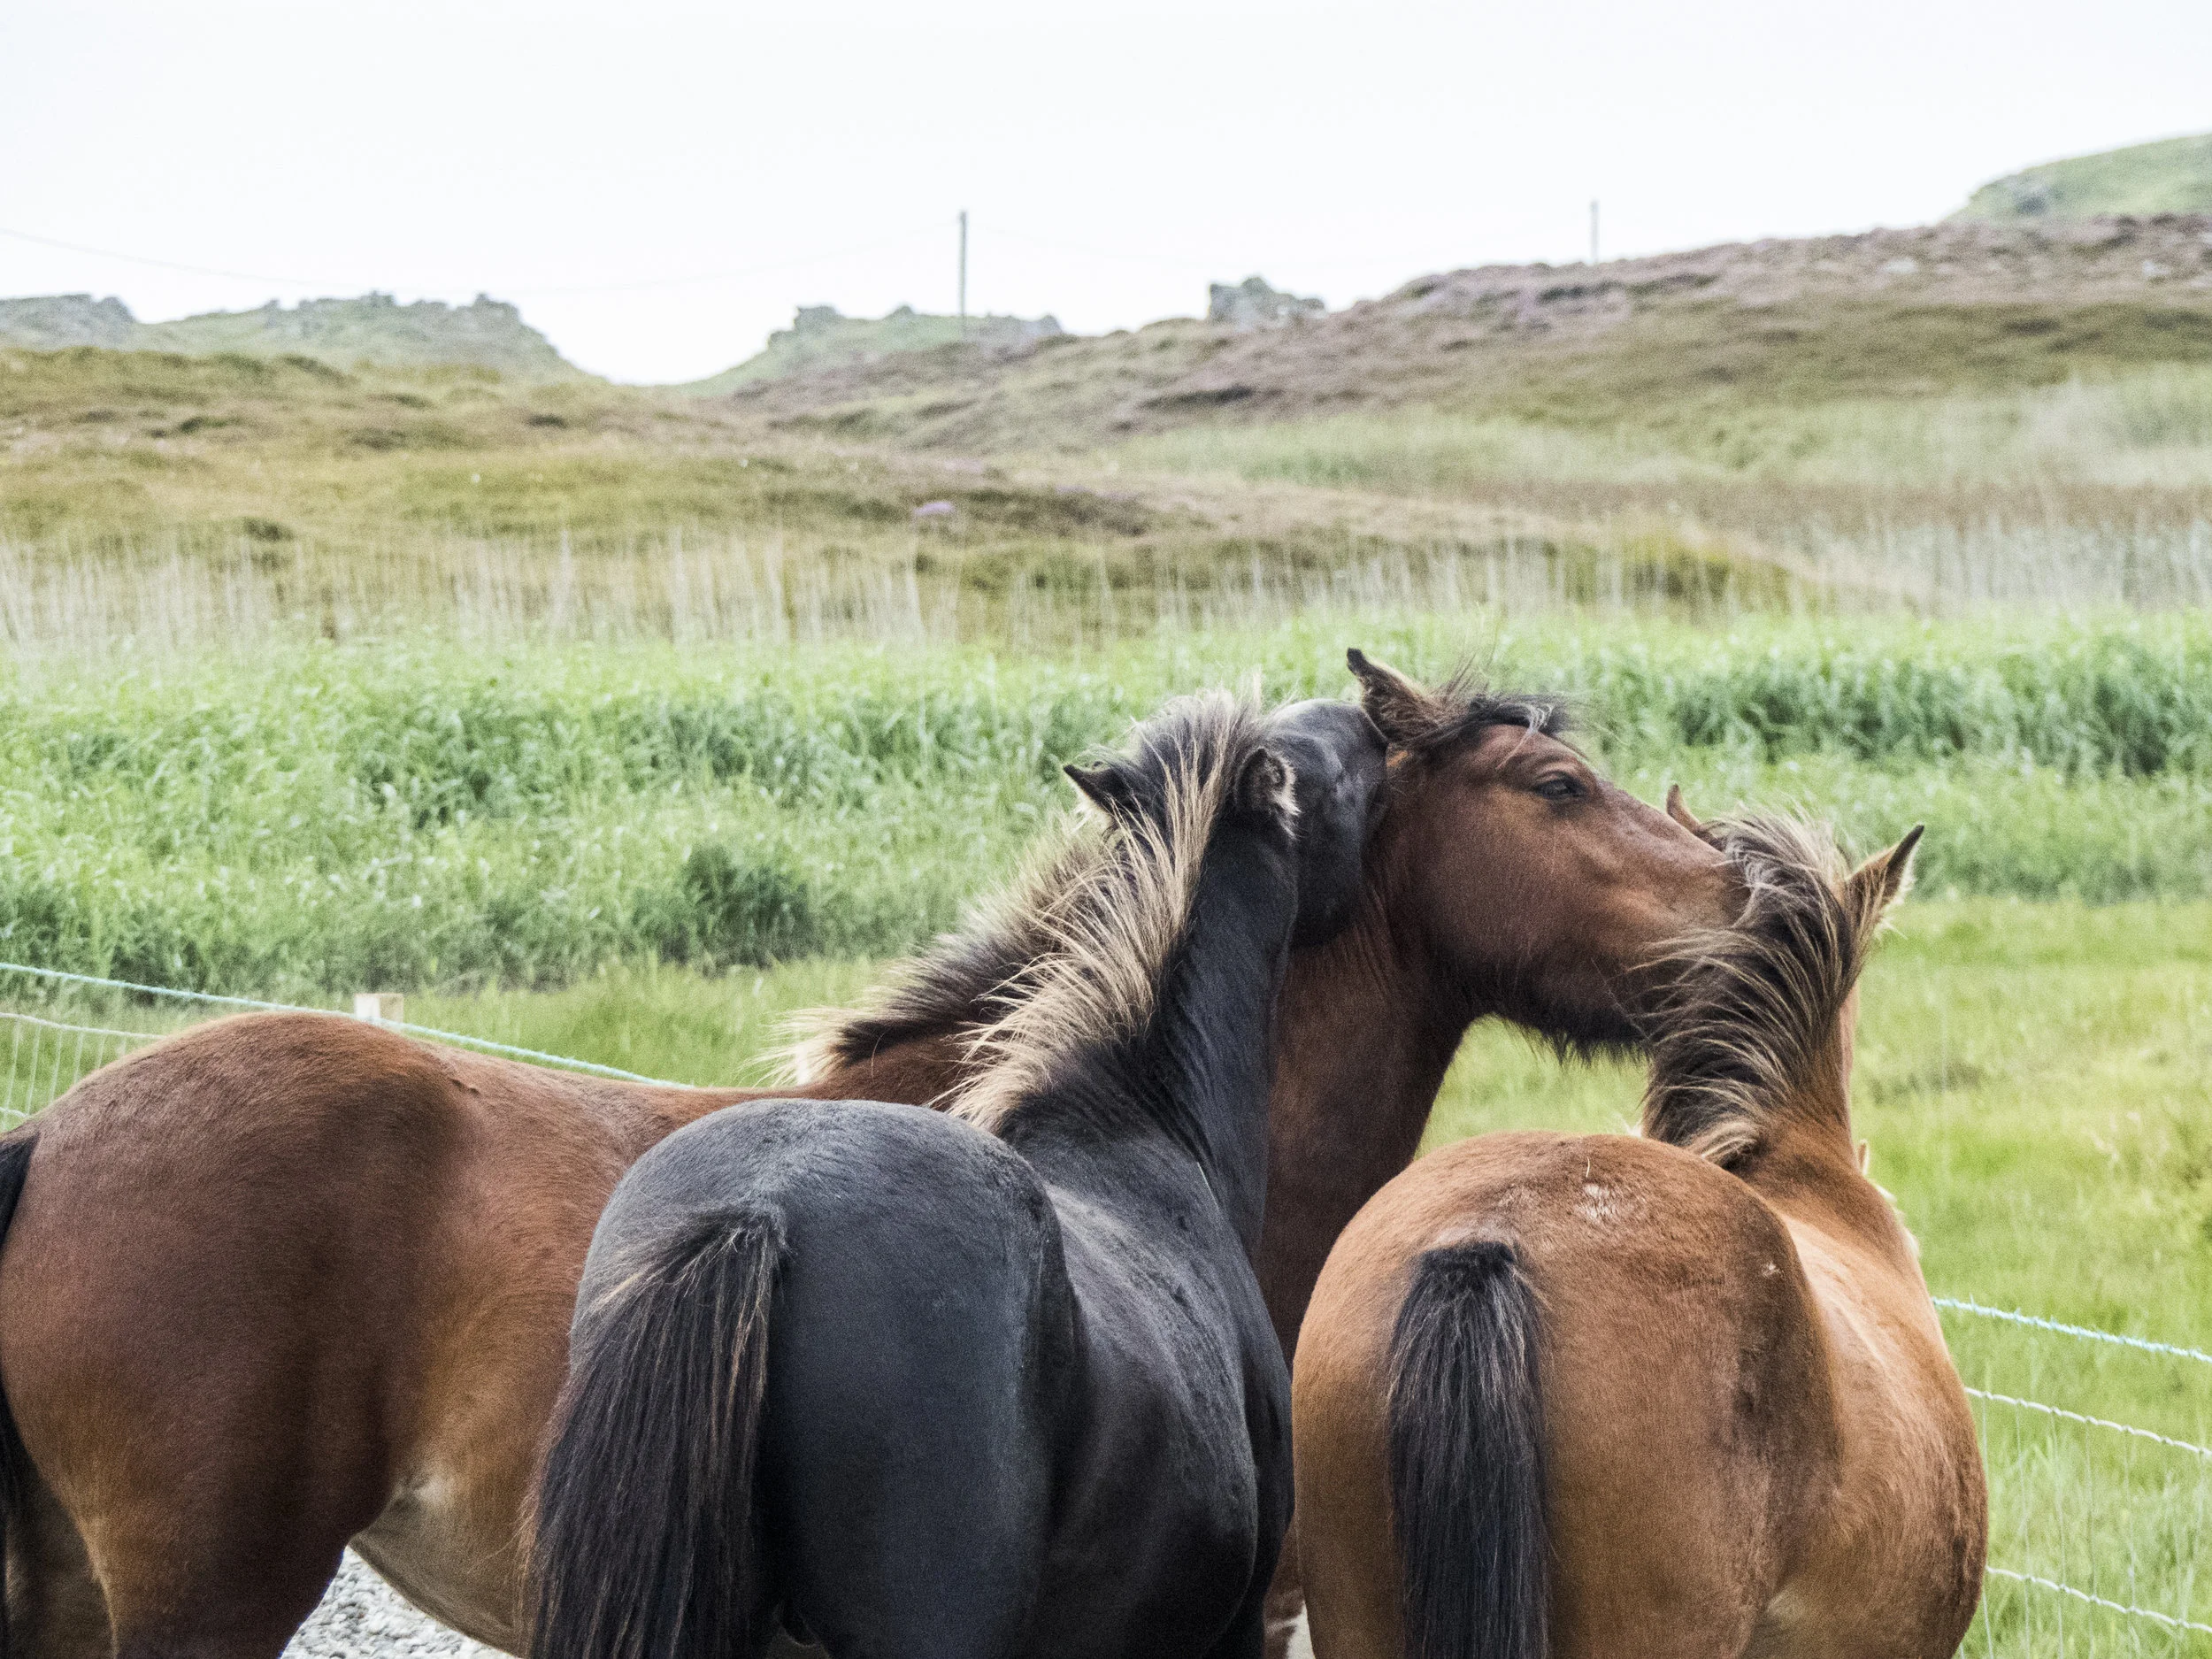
0, 655, 1737, 1657
532, 693, 1383, 1659
1292, 818, 1986, 1659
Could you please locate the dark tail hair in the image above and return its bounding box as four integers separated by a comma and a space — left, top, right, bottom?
528, 1209, 787, 1659
0, 1131, 38, 1659
1386, 1240, 1549, 1659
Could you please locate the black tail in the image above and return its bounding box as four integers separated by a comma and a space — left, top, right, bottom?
0, 1131, 37, 1659
529, 1209, 786, 1659
1386, 1240, 1549, 1659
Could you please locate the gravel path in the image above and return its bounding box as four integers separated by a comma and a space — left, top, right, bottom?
284, 1553, 507, 1659
282, 1550, 1321, 1659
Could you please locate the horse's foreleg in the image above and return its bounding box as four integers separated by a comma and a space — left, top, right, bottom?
1260, 1519, 1309, 1659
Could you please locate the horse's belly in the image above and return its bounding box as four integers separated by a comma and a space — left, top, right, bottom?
352, 1463, 528, 1654
1032, 1407, 1272, 1656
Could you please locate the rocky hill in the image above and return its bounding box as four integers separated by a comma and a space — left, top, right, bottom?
0, 292, 584, 380
681, 303, 1063, 395
1954, 133, 2212, 223
708, 218, 2212, 451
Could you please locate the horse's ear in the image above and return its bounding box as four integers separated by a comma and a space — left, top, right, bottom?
1346, 648, 1433, 749
1665, 784, 1715, 842
1849, 824, 1924, 916
1233, 745, 1294, 821
1065, 761, 1136, 818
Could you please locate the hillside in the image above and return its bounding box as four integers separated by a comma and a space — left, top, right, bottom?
6, 211, 2211, 644
0, 292, 584, 381
680, 303, 1063, 396
706, 219, 2212, 452
1954, 133, 2212, 223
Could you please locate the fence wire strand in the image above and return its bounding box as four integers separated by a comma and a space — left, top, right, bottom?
0, 960, 687, 1087
1938, 1295, 2212, 1370
1966, 1386, 2212, 1463
1986, 1567, 2212, 1637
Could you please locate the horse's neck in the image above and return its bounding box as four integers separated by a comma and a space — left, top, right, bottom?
1256, 904, 1471, 1353
1018, 839, 1294, 1251
1744, 1072, 1919, 1274
1142, 843, 1298, 1248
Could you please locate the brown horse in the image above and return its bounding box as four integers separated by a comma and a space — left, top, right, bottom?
1290, 817, 1986, 1659
0, 654, 1736, 1658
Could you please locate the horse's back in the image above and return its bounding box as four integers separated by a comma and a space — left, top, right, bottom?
1297, 1131, 1839, 1659
0, 1010, 676, 1649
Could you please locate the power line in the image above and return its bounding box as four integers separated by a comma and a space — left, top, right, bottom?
0, 221, 949, 301
0, 226, 349, 288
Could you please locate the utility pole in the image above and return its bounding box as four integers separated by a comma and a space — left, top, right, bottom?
1589, 199, 1600, 266
958, 210, 968, 338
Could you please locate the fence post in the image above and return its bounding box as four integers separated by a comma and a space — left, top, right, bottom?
352, 992, 404, 1025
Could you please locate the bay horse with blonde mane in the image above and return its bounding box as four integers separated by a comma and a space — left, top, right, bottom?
1291, 817, 1986, 1659
0, 653, 1737, 1657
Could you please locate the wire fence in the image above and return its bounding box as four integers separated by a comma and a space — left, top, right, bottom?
0, 963, 2205, 1653
1940, 1302, 2210, 1654
0, 959, 684, 1122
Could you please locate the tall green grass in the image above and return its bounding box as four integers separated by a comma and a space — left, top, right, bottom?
1, 612, 2206, 995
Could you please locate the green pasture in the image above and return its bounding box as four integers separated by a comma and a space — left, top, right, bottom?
7, 893, 2201, 1653
5, 327, 2210, 1652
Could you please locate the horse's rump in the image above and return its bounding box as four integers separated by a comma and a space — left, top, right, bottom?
1296, 1130, 1840, 1659
535, 1097, 1076, 1659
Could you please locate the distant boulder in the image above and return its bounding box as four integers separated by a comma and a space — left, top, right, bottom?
685, 303, 1065, 396
1208, 276, 1324, 330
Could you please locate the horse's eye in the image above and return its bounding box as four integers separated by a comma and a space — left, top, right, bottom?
1533, 774, 1585, 803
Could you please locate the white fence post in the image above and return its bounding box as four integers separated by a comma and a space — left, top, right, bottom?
352, 992, 404, 1025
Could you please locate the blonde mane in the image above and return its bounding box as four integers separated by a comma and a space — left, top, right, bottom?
945, 691, 1278, 1133
1641, 816, 1906, 1168
781, 693, 1280, 1133
776, 825, 1101, 1089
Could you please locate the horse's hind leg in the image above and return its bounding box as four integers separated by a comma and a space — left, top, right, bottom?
6, 1466, 112, 1659
34, 1441, 363, 1659
97, 1539, 344, 1659
1205, 1571, 1276, 1659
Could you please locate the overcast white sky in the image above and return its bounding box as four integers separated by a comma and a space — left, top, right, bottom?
4, 1, 2208, 383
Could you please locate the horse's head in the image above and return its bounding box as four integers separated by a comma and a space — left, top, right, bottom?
1265, 698, 1389, 949
1347, 648, 1743, 1049
1066, 691, 1386, 955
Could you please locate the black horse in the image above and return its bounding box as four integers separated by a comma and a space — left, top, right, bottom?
527, 692, 1387, 1659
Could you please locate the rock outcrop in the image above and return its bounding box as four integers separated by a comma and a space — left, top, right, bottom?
1207, 276, 1324, 329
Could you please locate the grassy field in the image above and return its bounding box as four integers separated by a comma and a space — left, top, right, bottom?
4, 320, 2208, 1650
3, 895, 2201, 1652
6, 339, 2211, 656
